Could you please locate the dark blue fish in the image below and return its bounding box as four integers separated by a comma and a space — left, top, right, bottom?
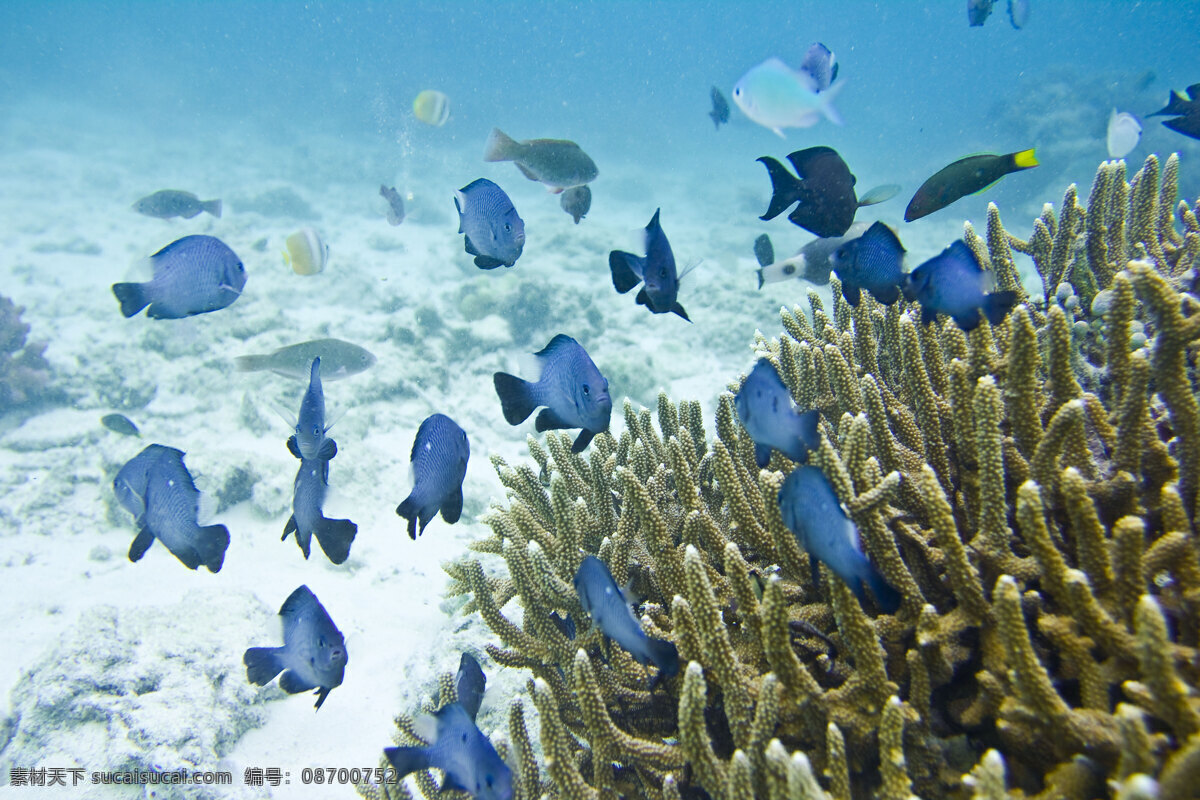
798, 43, 838, 92
734, 359, 820, 468
454, 179, 525, 269
902, 240, 1018, 331
829, 220, 906, 305
574, 556, 679, 681
244, 585, 347, 710
283, 456, 357, 564
493, 334, 612, 453
287, 358, 337, 462
608, 209, 690, 321
113, 444, 230, 573
101, 413, 140, 437
708, 86, 730, 129
385, 702, 513, 800
455, 652, 486, 722
778, 466, 900, 613
112, 235, 246, 319
396, 413, 470, 539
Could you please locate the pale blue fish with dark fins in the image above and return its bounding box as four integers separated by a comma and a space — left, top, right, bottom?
243, 585, 347, 711
385, 701, 513, 800
734, 359, 820, 468
396, 413, 469, 539
287, 358, 337, 462
777, 466, 901, 613
608, 209, 691, 321
493, 334, 612, 453
283, 456, 357, 565
112, 234, 246, 319
113, 444, 230, 573
455, 652, 486, 722
574, 555, 679, 684
902, 240, 1018, 332
454, 178, 525, 269
732, 57, 844, 137
829, 220, 907, 305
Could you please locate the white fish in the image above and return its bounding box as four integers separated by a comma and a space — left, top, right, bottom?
1106, 109, 1141, 159
283, 228, 329, 275
732, 57, 843, 138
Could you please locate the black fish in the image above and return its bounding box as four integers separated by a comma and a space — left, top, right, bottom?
904, 150, 1038, 222
113, 444, 229, 572
708, 86, 730, 129
380, 185, 405, 225
396, 413, 470, 539
829, 220, 906, 305
244, 585, 347, 710
1148, 83, 1200, 117
757, 147, 890, 238
1163, 113, 1200, 141
608, 209, 691, 320
101, 413, 140, 437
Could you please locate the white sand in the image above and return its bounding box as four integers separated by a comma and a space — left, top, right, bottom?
0, 99, 971, 798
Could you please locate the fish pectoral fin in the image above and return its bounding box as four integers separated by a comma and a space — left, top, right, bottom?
515, 163, 540, 182
463, 234, 482, 256
440, 486, 464, 524
473, 254, 506, 269
571, 429, 596, 453
279, 669, 317, 695
317, 438, 337, 460
840, 282, 862, 306
313, 686, 333, 711
128, 527, 156, 562
286, 435, 302, 459
534, 406, 573, 432
440, 774, 470, 794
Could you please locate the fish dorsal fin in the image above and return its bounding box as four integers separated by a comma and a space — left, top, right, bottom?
863, 221, 906, 255
279, 585, 320, 641
947, 240, 984, 275
786, 146, 839, 180
534, 333, 578, 361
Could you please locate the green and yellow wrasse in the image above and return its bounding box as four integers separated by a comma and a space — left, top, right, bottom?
904, 149, 1038, 222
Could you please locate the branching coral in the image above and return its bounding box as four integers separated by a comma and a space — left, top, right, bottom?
0, 295, 51, 410
360, 155, 1200, 800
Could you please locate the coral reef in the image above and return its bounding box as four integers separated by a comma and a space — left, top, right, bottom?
359, 155, 1200, 800
0, 295, 52, 411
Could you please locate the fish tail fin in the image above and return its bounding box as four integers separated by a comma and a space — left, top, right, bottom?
818, 78, 845, 125
243, 646, 285, 685
483, 128, 518, 162
608, 251, 645, 293
1011, 148, 1039, 169
203, 199, 222, 218
197, 524, 230, 573
493, 371, 538, 425
440, 486, 464, 525
233, 355, 267, 373
112, 283, 149, 318
756, 157, 803, 221
384, 747, 432, 779
396, 494, 424, 540
982, 291, 1019, 326
863, 569, 902, 614
314, 517, 357, 564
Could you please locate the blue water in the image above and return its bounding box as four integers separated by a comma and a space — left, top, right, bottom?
1, 2, 1199, 796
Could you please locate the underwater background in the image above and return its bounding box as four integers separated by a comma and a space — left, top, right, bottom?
1, 1, 1199, 799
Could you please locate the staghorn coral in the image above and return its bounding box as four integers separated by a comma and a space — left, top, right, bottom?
0, 294, 52, 411
360, 155, 1200, 800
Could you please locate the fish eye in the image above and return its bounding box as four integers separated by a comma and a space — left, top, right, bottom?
582, 383, 590, 395
733, 87, 741, 97
783, 264, 795, 275
462, 733, 468, 743
236, 261, 244, 272
504, 223, 512, 232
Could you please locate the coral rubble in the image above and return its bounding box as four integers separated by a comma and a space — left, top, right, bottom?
360, 154, 1200, 800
